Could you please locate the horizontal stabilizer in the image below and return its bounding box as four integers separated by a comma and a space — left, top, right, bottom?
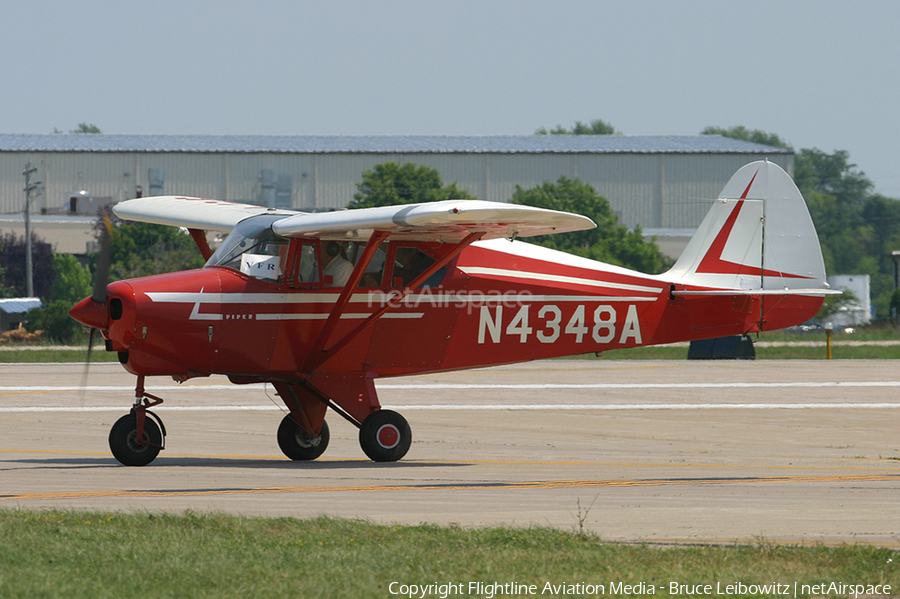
672, 288, 840, 297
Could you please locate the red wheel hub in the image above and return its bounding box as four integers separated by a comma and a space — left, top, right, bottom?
376, 424, 400, 449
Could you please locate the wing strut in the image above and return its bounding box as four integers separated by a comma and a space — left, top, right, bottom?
306, 231, 484, 372
188, 229, 213, 261
302, 231, 391, 371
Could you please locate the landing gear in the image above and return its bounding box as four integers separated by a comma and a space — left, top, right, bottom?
274, 380, 412, 463
109, 375, 166, 466
109, 412, 163, 466
359, 410, 411, 462
277, 415, 329, 460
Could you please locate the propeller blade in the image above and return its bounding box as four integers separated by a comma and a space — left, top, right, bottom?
91, 210, 113, 303
86, 327, 96, 363
79, 327, 97, 401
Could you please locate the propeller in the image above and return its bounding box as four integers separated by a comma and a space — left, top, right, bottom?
77, 209, 114, 380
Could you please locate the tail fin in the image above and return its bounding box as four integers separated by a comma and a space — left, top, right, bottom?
667, 160, 827, 293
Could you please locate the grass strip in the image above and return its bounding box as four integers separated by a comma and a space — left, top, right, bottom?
595, 344, 900, 360
0, 348, 117, 363
0, 510, 896, 599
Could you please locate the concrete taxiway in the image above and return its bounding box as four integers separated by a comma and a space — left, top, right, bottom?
1, 359, 899, 546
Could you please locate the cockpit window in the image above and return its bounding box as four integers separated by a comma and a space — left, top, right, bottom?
206, 214, 290, 282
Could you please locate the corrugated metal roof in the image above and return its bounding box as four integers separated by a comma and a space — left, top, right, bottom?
0, 298, 42, 314
0, 134, 790, 155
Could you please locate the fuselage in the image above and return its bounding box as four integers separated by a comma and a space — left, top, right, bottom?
73, 236, 823, 381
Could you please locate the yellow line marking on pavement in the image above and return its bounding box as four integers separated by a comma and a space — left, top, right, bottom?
432, 457, 900, 471
0, 448, 111, 456
3, 473, 898, 502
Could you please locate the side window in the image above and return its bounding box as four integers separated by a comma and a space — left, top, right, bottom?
295, 243, 320, 284
285, 240, 389, 289
316, 241, 389, 288
357, 243, 388, 288
392, 246, 444, 288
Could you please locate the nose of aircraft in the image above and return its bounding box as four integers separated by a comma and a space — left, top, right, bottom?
69, 296, 109, 330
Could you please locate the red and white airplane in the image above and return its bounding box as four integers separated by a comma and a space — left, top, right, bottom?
70, 161, 832, 466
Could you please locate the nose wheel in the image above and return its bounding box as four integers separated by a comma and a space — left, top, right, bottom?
109, 376, 166, 466
109, 411, 163, 466
358, 410, 411, 462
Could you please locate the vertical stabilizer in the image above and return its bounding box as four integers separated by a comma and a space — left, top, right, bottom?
667, 161, 826, 292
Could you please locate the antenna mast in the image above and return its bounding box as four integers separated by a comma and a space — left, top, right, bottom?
22, 162, 41, 298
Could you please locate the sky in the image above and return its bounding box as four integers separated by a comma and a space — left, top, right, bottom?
3, 0, 899, 197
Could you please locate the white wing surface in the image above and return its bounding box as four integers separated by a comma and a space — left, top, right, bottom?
113, 196, 295, 232
113, 197, 596, 242
271, 200, 596, 242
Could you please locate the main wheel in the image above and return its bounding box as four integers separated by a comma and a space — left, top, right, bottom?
359, 410, 411, 462
109, 412, 162, 466
277, 415, 329, 460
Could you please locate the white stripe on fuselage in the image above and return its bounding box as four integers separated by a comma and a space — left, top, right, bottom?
147, 291, 660, 306
457, 266, 663, 294
147, 278, 663, 322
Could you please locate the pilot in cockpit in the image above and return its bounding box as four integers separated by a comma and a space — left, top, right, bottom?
322, 242, 353, 287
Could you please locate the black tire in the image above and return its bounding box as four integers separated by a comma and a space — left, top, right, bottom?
277, 415, 329, 460
109, 412, 162, 466
358, 410, 411, 462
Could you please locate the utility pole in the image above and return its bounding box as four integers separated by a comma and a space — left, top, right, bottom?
22, 162, 41, 298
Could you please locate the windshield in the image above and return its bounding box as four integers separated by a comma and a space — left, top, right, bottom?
206, 214, 290, 282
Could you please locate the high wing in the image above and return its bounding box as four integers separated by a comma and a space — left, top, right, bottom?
113, 196, 296, 232
113, 197, 597, 242
273, 200, 595, 242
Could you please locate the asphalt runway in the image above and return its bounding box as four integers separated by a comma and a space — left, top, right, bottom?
2, 359, 900, 546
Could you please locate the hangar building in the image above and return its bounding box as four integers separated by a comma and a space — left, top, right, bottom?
0, 134, 791, 254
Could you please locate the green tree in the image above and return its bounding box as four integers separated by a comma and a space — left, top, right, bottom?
0, 232, 56, 298
0, 254, 15, 298
24, 300, 86, 343
20, 254, 92, 343
49, 254, 92, 305
536, 119, 618, 135
52, 123, 102, 134
705, 124, 900, 318
350, 162, 475, 208
72, 123, 102, 134
0, 268, 13, 298
511, 176, 672, 274
701, 125, 792, 149
794, 148, 872, 207
108, 220, 206, 280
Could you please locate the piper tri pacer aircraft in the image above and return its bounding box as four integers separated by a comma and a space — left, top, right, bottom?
70, 161, 833, 466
